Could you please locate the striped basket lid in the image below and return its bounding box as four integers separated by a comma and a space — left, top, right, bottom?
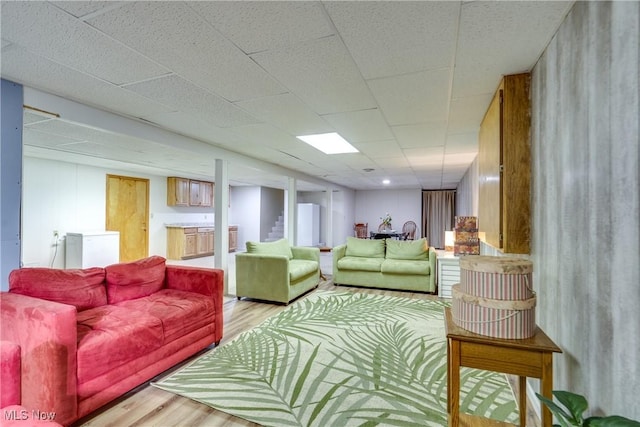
459, 255, 532, 274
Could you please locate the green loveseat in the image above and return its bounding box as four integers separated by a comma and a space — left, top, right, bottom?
236, 238, 321, 304
332, 237, 437, 293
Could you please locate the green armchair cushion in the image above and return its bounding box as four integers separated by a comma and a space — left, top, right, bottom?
385, 238, 429, 260
289, 259, 319, 281
337, 256, 384, 272
381, 259, 430, 275
246, 238, 293, 259
344, 237, 385, 258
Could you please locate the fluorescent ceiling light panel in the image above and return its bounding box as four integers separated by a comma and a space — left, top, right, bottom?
296, 132, 358, 154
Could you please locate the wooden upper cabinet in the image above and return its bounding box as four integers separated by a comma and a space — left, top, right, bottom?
200, 181, 214, 207
167, 177, 190, 206
167, 177, 214, 207
478, 73, 531, 254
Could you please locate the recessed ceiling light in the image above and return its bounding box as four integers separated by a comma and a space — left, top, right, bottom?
382, 179, 390, 185
296, 132, 358, 154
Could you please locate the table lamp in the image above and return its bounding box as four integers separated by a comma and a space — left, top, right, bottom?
445, 231, 455, 252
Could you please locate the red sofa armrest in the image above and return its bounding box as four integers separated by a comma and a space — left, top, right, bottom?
1, 341, 21, 408
165, 266, 224, 343
164, 265, 223, 297
0, 292, 78, 426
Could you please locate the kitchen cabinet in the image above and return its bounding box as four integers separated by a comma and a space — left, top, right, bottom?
167, 177, 214, 207
478, 73, 531, 254
167, 177, 190, 206
167, 227, 198, 259
229, 226, 238, 252
196, 228, 214, 255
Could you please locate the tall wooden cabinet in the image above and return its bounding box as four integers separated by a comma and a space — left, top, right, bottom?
478, 73, 531, 254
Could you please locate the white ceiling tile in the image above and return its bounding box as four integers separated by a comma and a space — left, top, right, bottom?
251, 36, 377, 114
448, 93, 494, 134
1, 47, 172, 118
124, 75, 259, 128
444, 152, 478, 166
227, 123, 300, 149
452, 1, 573, 97
322, 109, 394, 143
86, 2, 286, 102
23, 128, 83, 148
445, 133, 479, 154
325, 1, 460, 79
189, 2, 334, 54
234, 93, 331, 136
368, 69, 451, 126
52, 2, 125, 19
392, 122, 447, 149
138, 111, 246, 148
356, 140, 404, 159
1, 2, 168, 85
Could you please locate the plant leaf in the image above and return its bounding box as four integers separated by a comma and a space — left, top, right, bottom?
553, 390, 588, 422
585, 416, 640, 427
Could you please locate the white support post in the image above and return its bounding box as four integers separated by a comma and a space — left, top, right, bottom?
214, 159, 229, 295
326, 188, 334, 247
286, 177, 297, 245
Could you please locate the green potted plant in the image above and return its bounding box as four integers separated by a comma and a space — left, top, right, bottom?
536, 391, 640, 426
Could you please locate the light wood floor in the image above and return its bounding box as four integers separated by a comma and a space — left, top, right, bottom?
75, 281, 541, 427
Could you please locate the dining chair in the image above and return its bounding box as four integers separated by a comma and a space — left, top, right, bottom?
354, 223, 368, 239
402, 221, 417, 240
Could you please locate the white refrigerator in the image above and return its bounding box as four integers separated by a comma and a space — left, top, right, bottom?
296, 203, 320, 246
65, 231, 120, 268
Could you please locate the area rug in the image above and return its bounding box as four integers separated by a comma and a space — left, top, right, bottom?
153, 290, 518, 426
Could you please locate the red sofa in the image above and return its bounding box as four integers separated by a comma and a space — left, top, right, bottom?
0, 256, 224, 426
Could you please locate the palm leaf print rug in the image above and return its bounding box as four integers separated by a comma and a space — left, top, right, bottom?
152, 291, 519, 426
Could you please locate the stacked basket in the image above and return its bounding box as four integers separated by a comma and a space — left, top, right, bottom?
451, 255, 537, 339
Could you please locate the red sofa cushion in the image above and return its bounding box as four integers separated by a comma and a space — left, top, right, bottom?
76, 305, 163, 385
8, 267, 106, 311
105, 256, 166, 304
115, 289, 215, 343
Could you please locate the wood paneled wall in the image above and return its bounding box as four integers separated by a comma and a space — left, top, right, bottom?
478, 73, 531, 254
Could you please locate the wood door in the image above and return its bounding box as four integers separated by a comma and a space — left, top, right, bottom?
106, 174, 149, 262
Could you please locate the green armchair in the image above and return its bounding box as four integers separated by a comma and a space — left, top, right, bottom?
235, 239, 321, 304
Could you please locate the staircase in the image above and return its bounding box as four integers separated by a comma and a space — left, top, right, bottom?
265, 212, 285, 242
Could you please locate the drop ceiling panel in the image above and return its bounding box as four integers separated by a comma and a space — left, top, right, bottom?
86, 2, 286, 102
190, 2, 334, 54
228, 123, 301, 150
1, 47, 172, 118
445, 133, 479, 154
251, 36, 377, 114
448, 94, 494, 135
1, 2, 168, 85
392, 122, 447, 149
322, 108, 394, 143
124, 75, 259, 128
355, 141, 404, 159
139, 111, 246, 147
23, 128, 83, 148
234, 93, 331, 136
368, 69, 451, 126
452, 1, 573, 98
325, 1, 460, 79
52, 2, 125, 19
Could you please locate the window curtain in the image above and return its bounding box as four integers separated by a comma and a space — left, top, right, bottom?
422, 190, 456, 249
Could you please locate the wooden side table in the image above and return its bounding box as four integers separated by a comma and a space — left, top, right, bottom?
445, 308, 562, 427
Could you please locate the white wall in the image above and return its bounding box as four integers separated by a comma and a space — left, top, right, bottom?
354, 189, 422, 237
330, 189, 356, 246
229, 186, 261, 250
22, 157, 212, 267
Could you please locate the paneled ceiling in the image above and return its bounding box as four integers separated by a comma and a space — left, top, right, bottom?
1, 1, 573, 190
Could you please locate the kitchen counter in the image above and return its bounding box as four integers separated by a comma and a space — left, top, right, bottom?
165, 223, 215, 228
